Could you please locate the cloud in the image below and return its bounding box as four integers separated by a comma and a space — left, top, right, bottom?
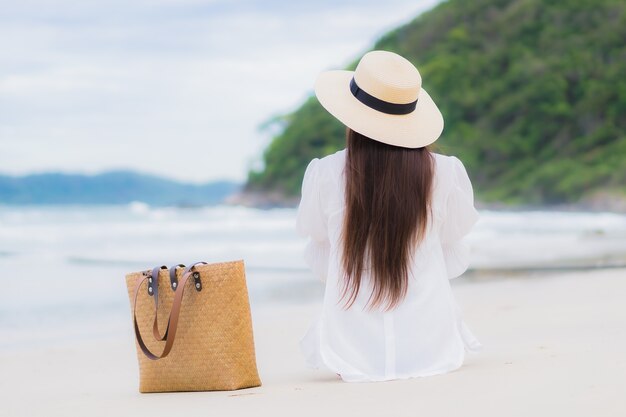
0, 0, 439, 182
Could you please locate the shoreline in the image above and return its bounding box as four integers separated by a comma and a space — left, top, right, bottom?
226, 189, 626, 213
1, 195, 626, 214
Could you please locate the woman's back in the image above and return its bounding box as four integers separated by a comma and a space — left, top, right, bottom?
296, 49, 482, 382
296, 148, 482, 382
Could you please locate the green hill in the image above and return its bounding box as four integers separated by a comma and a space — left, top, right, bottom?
246, 0, 626, 206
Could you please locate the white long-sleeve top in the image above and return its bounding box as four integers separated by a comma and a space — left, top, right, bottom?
296, 148, 483, 382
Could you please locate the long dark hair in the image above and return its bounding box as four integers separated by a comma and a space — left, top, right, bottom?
340, 127, 435, 311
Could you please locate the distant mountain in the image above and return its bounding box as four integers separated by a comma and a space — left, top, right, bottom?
246, 0, 626, 207
0, 170, 241, 206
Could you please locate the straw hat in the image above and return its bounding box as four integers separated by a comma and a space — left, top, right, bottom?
314, 50, 444, 148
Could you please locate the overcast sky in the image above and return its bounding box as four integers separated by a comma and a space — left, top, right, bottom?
0, 0, 439, 183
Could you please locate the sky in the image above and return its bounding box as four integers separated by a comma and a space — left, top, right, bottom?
0, 0, 440, 184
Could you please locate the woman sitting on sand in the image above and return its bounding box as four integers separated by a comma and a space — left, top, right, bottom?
296, 50, 482, 382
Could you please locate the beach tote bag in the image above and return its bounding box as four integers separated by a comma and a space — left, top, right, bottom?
125, 260, 261, 393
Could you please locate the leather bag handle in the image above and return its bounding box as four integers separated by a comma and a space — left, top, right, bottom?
148, 265, 169, 341
148, 264, 187, 341
132, 262, 206, 360
169, 264, 185, 291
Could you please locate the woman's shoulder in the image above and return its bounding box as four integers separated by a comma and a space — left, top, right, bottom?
430, 153, 474, 206
307, 149, 346, 183
314, 149, 463, 170
318, 148, 346, 167
432, 152, 470, 183
432, 152, 463, 169
304, 149, 345, 170
301, 149, 346, 207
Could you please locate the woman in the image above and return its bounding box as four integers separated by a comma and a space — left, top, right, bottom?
296, 50, 482, 382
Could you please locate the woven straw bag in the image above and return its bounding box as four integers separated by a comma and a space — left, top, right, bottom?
125, 260, 261, 393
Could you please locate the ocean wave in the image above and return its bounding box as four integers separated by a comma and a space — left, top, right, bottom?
1, 206, 625, 272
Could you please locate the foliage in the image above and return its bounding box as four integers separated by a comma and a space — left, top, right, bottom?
246, 0, 626, 204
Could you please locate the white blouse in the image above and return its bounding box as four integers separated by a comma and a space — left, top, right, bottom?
295, 148, 482, 382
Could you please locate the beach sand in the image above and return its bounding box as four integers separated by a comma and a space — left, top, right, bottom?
1, 268, 625, 417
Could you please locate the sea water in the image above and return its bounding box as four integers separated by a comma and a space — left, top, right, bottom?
0, 203, 625, 350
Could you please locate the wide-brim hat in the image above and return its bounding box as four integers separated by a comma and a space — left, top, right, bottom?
314, 50, 444, 148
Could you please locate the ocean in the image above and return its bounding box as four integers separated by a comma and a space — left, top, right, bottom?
1, 203, 625, 350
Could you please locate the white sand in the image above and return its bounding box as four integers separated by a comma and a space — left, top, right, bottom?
2, 268, 625, 417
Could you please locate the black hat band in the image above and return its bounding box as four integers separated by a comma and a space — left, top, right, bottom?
349, 77, 417, 115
